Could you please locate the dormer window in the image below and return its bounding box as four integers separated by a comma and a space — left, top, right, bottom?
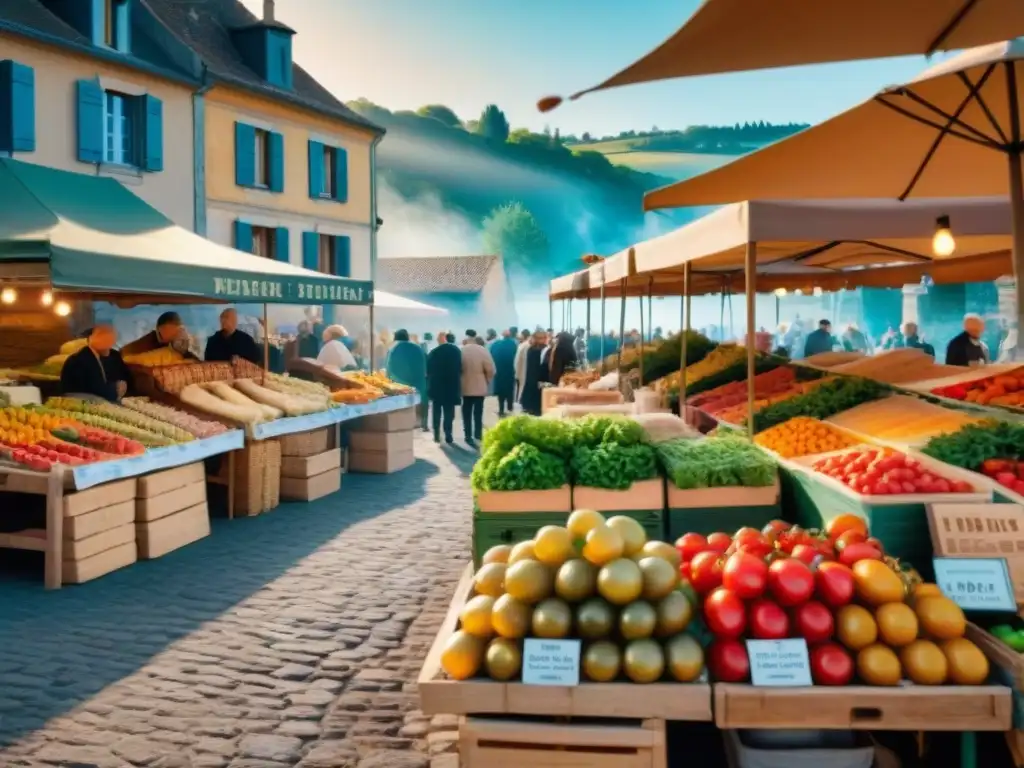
100, 0, 131, 52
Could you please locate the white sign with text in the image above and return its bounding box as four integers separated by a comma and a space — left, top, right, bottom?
746, 639, 812, 687
933, 557, 1016, 611
522, 639, 581, 686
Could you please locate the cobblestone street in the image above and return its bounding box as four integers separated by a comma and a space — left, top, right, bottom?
0, 422, 483, 768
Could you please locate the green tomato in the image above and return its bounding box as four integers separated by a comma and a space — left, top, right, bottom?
990, 624, 1015, 640
1006, 631, 1024, 653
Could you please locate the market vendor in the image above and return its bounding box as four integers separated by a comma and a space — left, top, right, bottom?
946, 313, 990, 367
59, 325, 131, 403
122, 311, 198, 360
204, 308, 261, 364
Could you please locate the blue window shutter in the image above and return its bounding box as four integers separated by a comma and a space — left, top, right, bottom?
302, 231, 319, 271
0, 61, 35, 152
114, 0, 131, 52
334, 235, 351, 277
234, 220, 253, 253
268, 131, 284, 192
141, 94, 163, 172
234, 122, 256, 186
75, 79, 104, 164
275, 226, 290, 263
332, 147, 348, 202
307, 140, 323, 197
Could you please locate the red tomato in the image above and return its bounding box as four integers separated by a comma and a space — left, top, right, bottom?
732, 537, 773, 559
734, 527, 763, 542
833, 530, 867, 551
688, 551, 724, 594
722, 551, 768, 599
748, 598, 789, 640
767, 558, 815, 607
809, 642, 854, 686
675, 532, 708, 562
762, 520, 791, 540
790, 544, 819, 566
792, 600, 834, 644
815, 561, 855, 607
703, 588, 747, 639
706, 532, 732, 553
838, 543, 882, 567
707, 639, 751, 683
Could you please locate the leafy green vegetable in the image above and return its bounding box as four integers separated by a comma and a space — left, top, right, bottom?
752, 377, 888, 433
481, 415, 575, 458
618, 330, 717, 383
571, 414, 647, 448
655, 435, 776, 489
571, 443, 658, 489
922, 419, 1024, 471
471, 443, 569, 491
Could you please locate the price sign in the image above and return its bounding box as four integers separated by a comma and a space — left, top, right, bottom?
746, 639, 812, 687
522, 639, 581, 686
933, 557, 1016, 611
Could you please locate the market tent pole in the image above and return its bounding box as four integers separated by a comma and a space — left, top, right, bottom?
585, 294, 591, 368
745, 242, 757, 439
647, 289, 653, 340
369, 302, 376, 371
549, 298, 554, 332
638, 285, 646, 387
679, 262, 690, 417
262, 304, 270, 373
599, 271, 606, 373
616, 279, 626, 374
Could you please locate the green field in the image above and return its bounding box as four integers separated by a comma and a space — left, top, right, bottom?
601, 151, 736, 180
569, 137, 652, 154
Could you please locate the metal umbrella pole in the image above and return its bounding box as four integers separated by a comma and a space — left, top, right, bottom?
616, 280, 626, 374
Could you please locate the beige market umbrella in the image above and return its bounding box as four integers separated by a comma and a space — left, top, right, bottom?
537, 0, 1024, 111
639, 40, 1024, 339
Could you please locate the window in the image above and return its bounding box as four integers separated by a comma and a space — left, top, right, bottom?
101, 0, 130, 53
252, 226, 276, 259
318, 234, 335, 274
254, 128, 270, 187
321, 146, 335, 197
104, 91, 135, 165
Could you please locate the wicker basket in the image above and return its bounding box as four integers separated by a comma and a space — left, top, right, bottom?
131, 362, 234, 396
219, 441, 281, 516
231, 356, 267, 385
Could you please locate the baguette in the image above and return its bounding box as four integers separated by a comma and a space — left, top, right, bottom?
179, 383, 264, 425
234, 378, 326, 416
206, 381, 283, 421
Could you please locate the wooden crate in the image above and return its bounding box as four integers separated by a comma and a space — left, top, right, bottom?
460, 716, 665, 768
713, 683, 1011, 731
417, 564, 712, 721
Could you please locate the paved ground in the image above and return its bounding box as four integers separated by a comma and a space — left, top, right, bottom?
0, 412, 488, 768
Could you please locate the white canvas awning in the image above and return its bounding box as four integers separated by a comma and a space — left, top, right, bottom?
374, 290, 447, 315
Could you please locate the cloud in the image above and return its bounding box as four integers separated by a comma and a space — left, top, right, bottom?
376, 179, 483, 259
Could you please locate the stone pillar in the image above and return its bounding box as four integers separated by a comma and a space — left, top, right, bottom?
901, 283, 927, 326
997, 276, 1017, 324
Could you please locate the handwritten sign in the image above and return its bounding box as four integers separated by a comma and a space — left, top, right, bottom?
933, 557, 1016, 612
522, 639, 581, 686
746, 639, 812, 687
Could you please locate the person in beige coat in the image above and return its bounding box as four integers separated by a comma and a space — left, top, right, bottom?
461, 330, 495, 445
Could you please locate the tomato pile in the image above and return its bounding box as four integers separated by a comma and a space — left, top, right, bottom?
811, 447, 974, 496
679, 517, 990, 686
977, 458, 1024, 496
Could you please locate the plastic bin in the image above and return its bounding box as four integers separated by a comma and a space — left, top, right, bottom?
724, 729, 875, 768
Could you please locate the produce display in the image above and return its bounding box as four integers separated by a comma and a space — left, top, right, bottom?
922, 420, 1024, 494
988, 624, 1024, 652
38, 402, 179, 448
121, 397, 228, 439
827, 395, 980, 444
440, 509, 705, 684
46, 397, 195, 443
655, 343, 748, 394
932, 367, 1024, 407
614, 331, 717, 384
264, 372, 332, 399
343, 370, 414, 396
803, 350, 865, 368
670, 357, 784, 401
684, 519, 989, 686
122, 348, 186, 367
570, 415, 658, 490
810, 446, 976, 496
714, 378, 831, 426
472, 416, 574, 492
754, 417, 861, 459
827, 349, 961, 385
0, 440, 110, 471
560, 370, 601, 388
150, 362, 235, 394
178, 383, 268, 427
656, 434, 776, 490
233, 378, 328, 416
689, 366, 801, 414
751, 376, 887, 433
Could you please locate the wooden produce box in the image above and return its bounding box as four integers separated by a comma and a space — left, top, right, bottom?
666, 478, 780, 540
280, 447, 342, 501
476, 486, 573, 514
348, 444, 415, 474
573, 478, 665, 512
417, 564, 711, 721
279, 428, 330, 458
137, 502, 210, 560
352, 407, 416, 433
542, 387, 623, 414
460, 716, 666, 768
62, 478, 139, 584
135, 463, 210, 559
713, 683, 1011, 731
281, 447, 342, 479
349, 429, 414, 454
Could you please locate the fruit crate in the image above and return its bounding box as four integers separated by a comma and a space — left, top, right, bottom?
472, 508, 665, 567
665, 479, 781, 541
459, 715, 666, 768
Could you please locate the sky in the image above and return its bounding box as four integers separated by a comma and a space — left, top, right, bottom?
242, 0, 942, 136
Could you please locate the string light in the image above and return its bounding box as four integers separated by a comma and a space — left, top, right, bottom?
0, 288, 16, 304
773, 288, 787, 297
40, 290, 53, 307
54, 301, 71, 317
813, 287, 824, 297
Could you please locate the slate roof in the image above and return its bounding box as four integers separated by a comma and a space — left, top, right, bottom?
143, 0, 384, 134
377, 256, 501, 294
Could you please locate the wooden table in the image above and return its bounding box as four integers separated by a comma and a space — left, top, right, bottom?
0, 465, 66, 589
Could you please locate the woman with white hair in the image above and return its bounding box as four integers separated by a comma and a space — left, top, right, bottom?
317, 325, 357, 371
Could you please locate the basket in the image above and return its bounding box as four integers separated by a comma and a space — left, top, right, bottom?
133, 362, 234, 395
231, 356, 267, 385
216, 441, 281, 516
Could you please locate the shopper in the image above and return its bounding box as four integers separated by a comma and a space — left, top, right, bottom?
548, 331, 579, 386
386, 329, 429, 430
519, 330, 550, 416
295, 321, 320, 359
803, 319, 837, 357
122, 311, 197, 359
204, 308, 261, 364
60, 325, 131, 403
946, 314, 989, 367
514, 329, 531, 402
841, 323, 870, 354
461, 328, 495, 446
427, 333, 462, 444
317, 325, 358, 371
490, 329, 518, 417
420, 332, 433, 356
902, 322, 936, 357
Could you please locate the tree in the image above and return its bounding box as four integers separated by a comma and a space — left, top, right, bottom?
416, 104, 462, 128
482, 202, 550, 275
477, 104, 510, 142
581, 131, 592, 142
552, 127, 561, 146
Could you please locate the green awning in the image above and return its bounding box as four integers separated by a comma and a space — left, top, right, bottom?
0, 158, 373, 306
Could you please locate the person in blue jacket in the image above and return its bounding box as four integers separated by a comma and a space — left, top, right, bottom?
489, 328, 518, 417
386, 329, 428, 430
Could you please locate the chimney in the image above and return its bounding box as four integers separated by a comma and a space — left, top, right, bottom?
262, 0, 274, 22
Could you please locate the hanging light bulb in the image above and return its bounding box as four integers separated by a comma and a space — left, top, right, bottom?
813, 286, 824, 297
932, 214, 956, 257
773, 288, 787, 297
0, 287, 16, 305
40, 290, 53, 307
54, 301, 71, 317
795, 288, 804, 296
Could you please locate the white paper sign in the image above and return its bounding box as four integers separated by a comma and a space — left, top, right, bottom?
522, 639, 581, 686
933, 557, 1016, 611
746, 639, 812, 687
